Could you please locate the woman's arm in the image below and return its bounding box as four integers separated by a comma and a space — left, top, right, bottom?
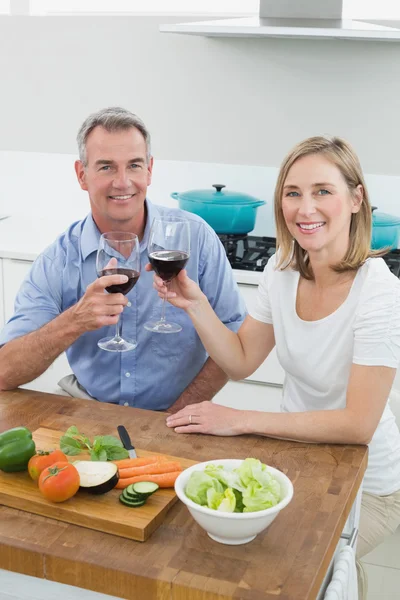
167, 364, 396, 445
153, 269, 276, 380
186, 298, 276, 380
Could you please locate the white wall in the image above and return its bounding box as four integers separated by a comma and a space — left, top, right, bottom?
0, 14, 399, 230
0, 15, 400, 175
1, 151, 400, 238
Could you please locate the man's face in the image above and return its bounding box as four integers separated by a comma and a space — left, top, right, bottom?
75, 126, 153, 233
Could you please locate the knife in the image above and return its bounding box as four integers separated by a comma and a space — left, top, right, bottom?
117, 425, 137, 459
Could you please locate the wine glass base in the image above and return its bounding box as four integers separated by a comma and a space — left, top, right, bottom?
97, 336, 137, 352
143, 320, 182, 334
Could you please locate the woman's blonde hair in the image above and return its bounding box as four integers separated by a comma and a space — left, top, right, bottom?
275, 135, 378, 280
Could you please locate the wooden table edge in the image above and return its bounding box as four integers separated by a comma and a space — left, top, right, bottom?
308, 449, 368, 599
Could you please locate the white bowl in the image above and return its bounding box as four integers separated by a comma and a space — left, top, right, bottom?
175, 459, 294, 545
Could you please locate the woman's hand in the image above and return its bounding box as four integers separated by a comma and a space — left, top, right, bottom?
165, 401, 246, 436
145, 265, 204, 311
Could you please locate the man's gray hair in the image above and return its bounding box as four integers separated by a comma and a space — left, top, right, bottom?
77, 107, 152, 166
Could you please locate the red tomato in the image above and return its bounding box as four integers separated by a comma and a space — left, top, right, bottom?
28, 450, 68, 482
38, 461, 80, 503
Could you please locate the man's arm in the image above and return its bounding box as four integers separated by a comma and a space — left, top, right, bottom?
167, 357, 229, 414
0, 273, 129, 391
0, 308, 84, 390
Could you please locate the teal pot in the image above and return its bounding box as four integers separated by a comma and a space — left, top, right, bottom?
171, 184, 266, 234
371, 206, 400, 250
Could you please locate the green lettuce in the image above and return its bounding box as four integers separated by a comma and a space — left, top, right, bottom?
206, 487, 224, 510
185, 458, 281, 513
242, 480, 281, 512
204, 464, 241, 490
217, 488, 236, 513
185, 471, 224, 506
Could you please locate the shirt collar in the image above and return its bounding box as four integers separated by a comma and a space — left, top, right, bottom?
81, 214, 101, 261
140, 199, 160, 253
80, 198, 159, 261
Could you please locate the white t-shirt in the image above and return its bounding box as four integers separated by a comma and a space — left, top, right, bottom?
250, 254, 400, 495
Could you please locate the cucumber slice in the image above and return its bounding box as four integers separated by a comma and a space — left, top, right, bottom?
122, 488, 142, 501
119, 494, 146, 508
125, 484, 142, 497
132, 482, 159, 496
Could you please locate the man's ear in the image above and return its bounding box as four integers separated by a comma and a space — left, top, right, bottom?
75, 160, 88, 191
352, 184, 364, 213
147, 156, 154, 186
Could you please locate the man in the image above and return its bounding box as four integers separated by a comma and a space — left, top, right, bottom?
0, 107, 246, 412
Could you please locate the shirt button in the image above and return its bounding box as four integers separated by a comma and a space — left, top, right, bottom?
127, 301, 132, 307
125, 372, 131, 378
124, 402, 129, 407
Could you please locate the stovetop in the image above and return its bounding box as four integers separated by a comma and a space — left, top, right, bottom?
218, 234, 400, 278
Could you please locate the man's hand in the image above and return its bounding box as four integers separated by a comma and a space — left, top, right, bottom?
0, 270, 128, 392
71, 273, 129, 332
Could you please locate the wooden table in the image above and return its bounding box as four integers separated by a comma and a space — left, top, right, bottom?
0, 389, 367, 600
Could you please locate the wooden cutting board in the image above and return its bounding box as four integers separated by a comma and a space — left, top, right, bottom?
0, 427, 196, 542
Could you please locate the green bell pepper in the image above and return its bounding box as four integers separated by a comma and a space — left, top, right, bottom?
0, 426, 36, 472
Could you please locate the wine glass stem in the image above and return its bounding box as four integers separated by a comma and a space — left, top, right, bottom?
115, 311, 123, 341
160, 283, 168, 323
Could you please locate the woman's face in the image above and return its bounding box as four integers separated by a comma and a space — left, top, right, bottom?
281, 154, 362, 259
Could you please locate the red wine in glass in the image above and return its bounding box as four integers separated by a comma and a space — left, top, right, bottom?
100, 268, 140, 294
148, 251, 189, 282
144, 217, 190, 334
96, 232, 140, 352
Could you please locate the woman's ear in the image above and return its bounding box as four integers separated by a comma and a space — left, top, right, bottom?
351, 184, 364, 213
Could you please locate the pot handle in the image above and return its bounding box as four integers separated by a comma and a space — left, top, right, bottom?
171, 192, 179, 199
212, 184, 226, 193
371, 206, 378, 212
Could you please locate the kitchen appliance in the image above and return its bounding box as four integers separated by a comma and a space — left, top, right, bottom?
160, 0, 400, 42
171, 184, 265, 234
219, 234, 400, 278
371, 206, 400, 251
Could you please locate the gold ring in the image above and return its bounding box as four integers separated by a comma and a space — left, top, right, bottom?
189, 414, 192, 424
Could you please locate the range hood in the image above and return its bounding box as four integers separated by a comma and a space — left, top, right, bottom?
160, 0, 400, 41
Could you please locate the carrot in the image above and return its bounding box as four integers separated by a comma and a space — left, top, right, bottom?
112, 455, 168, 469
115, 471, 182, 489
119, 461, 181, 479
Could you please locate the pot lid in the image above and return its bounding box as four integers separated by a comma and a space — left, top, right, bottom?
372, 206, 400, 227
172, 184, 265, 206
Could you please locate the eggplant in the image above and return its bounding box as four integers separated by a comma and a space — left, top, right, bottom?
73, 460, 119, 495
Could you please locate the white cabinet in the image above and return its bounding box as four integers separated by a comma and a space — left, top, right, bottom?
0, 258, 4, 330
213, 379, 281, 412
238, 283, 285, 386
3, 258, 35, 323
1, 258, 72, 394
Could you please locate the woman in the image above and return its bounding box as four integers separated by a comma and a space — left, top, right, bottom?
154, 136, 400, 596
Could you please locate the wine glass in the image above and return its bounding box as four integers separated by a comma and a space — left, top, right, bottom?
96, 232, 140, 352
144, 217, 190, 334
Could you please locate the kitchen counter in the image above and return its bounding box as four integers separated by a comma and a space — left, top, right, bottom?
0, 389, 367, 600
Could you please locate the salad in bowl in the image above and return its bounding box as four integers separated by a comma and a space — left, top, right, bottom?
175, 458, 293, 545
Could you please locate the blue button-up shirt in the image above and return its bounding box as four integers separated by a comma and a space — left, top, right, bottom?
0, 201, 246, 409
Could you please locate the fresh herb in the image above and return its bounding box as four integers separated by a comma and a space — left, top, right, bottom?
60, 427, 129, 461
